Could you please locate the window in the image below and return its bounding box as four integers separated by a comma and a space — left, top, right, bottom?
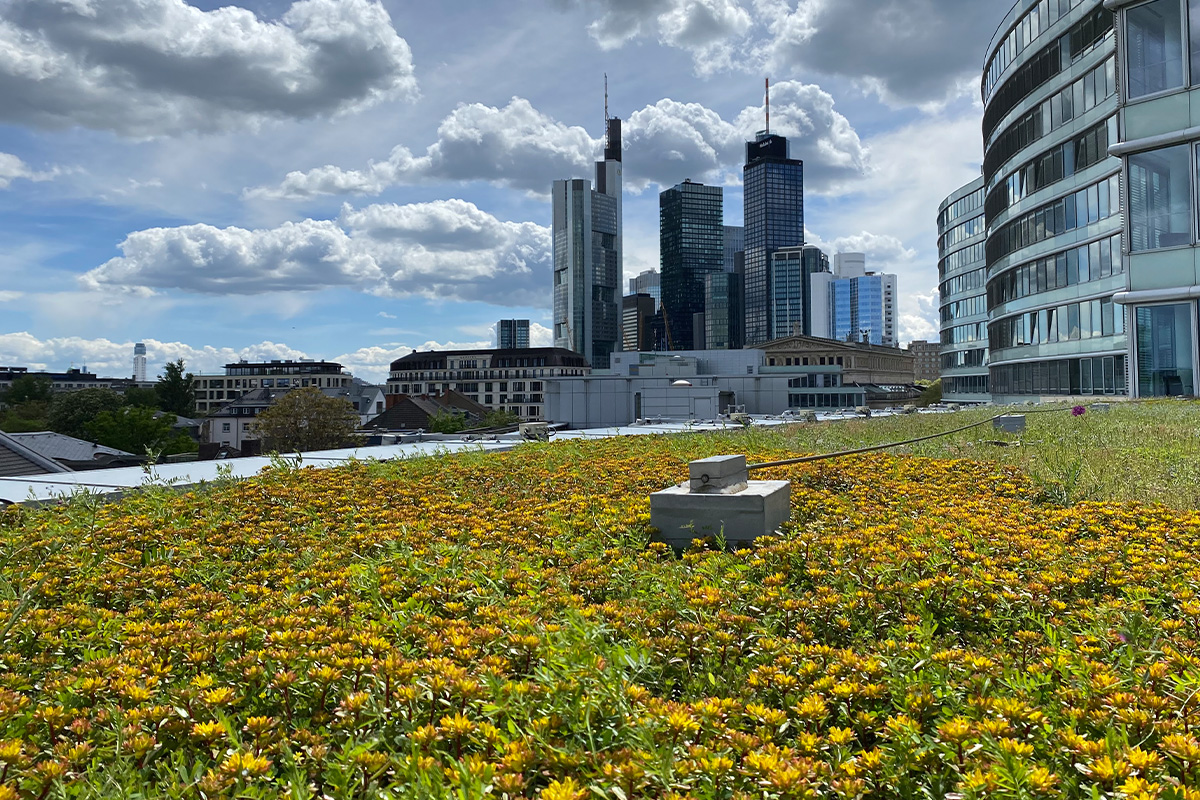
1126, 0, 1185, 98
222, 423, 231, 432
1128, 144, 1192, 251
1136, 303, 1196, 396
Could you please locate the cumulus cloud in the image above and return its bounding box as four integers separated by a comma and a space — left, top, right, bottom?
0, 152, 54, 189
560, 0, 993, 105
252, 84, 866, 200
79, 199, 551, 308
251, 98, 595, 199
0, 0, 417, 137
0, 291, 22, 302
757, 0, 995, 106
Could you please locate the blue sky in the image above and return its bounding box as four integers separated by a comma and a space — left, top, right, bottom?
0, 0, 997, 382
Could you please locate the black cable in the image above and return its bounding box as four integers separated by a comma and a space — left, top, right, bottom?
746, 407, 1072, 472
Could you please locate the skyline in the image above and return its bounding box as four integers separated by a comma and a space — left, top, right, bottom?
0, 0, 994, 382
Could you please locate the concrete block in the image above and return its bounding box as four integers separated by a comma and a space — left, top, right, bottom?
519, 423, 550, 441
994, 415, 1026, 434
689, 455, 749, 494
650, 480, 791, 551
1090, 403, 1111, 413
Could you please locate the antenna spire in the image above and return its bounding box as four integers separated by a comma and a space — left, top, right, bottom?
605, 73, 609, 123
765, 77, 770, 135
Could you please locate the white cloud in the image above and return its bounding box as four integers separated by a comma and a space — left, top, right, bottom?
0, 152, 54, 189
378, 311, 397, 319
560, 0, 994, 105
0, 0, 417, 137
80, 199, 552, 308
252, 84, 866, 200
0, 291, 22, 302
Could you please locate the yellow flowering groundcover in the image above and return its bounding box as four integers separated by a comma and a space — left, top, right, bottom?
0, 433, 1198, 799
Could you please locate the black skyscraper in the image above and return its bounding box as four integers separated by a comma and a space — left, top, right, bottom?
660, 180, 723, 350
743, 133, 804, 346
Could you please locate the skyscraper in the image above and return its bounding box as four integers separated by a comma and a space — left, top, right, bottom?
743, 132, 804, 346
824, 254, 898, 347
496, 319, 531, 350
938, 178, 990, 402
659, 180, 723, 351
133, 342, 147, 383
705, 271, 744, 350
629, 270, 662, 310
552, 114, 623, 369
723, 226, 745, 272
770, 245, 829, 340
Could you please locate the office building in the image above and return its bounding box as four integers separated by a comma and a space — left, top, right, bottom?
907, 341, 942, 383
629, 270, 662, 309
659, 180, 724, 350
133, 343, 147, 383
193, 360, 352, 415
704, 271, 745, 350
807, 253, 897, 347
553, 114, 623, 369
938, 177, 991, 403
387, 347, 590, 422
771, 245, 829, 340
743, 132, 804, 346
1108, 0, 1200, 398
622, 293, 660, 352
724, 226, 745, 272
496, 319, 531, 350
981, 0, 1126, 400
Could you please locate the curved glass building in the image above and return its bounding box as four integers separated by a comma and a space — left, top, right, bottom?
938, 177, 990, 403
981, 0, 1128, 401
1108, 0, 1200, 398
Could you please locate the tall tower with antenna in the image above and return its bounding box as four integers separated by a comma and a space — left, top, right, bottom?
552, 77, 623, 368
743, 78, 805, 346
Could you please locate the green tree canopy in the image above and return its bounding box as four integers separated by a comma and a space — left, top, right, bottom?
156, 359, 195, 417
427, 409, 466, 434
1, 375, 52, 407
122, 386, 160, 409
85, 406, 197, 456
252, 388, 360, 453
48, 388, 124, 440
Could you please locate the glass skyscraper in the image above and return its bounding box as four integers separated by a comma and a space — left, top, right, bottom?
743, 133, 804, 346
705, 271, 744, 350
552, 117, 623, 369
938, 178, 990, 402
660, 180, 724, 350
770, 245, 829, 340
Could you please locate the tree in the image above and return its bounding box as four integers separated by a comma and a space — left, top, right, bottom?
427, 409, 466, 434
122, 386, 160, 409
1, 375, 52, 407
85, 406, 197, 456
48, 388, 124, 440
156, 359, 195, 417
253, 388, 360, 453
481, 409, 521, 429
917, 379, 943, 407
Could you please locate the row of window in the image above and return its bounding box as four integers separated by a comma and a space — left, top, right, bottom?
942, 322, 988, 346
984, 56, 1116, 185
937, 187, 986, 231
939, 266, 986, 299
938, 215, 986, 252
767, 356, 846, 367
990, 297, 1126, 351
942, 349, 989, 370
987, 116, 1116, 223
939, 242, 986, 279
991, 355, 1127, 396
788, 393, 865, 410
987, 233, 1124, 308
788, 375, 843, 389
983, 6, 1112, 142
985, 0, 1095, 101
943, 375, 991, 396
986, 174, 1120, 264
940, 295, 987, 323
396, 381, 544, 394
1125, 0, 1200, 99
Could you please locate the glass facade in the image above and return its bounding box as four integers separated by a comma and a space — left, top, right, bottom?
1136, 304, 1196, 395
770, 245, 829, 339
704, 271, 745, 350
743, 134, 804, 346
1115, 0, 1200, 397
830, 275, 885, 345
938, 177, 991, 402
660, 181, 724, 351
982, 0, 1126, 402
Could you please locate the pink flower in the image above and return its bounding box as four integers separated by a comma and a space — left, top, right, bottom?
1072, 405, 1087, 417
